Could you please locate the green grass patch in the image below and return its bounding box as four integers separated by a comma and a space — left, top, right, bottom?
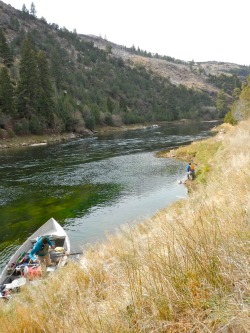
171, 139, 222, 185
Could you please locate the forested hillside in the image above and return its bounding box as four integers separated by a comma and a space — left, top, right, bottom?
0, 1, 249, 138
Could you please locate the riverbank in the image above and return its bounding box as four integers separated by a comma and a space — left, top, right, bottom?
0, 125, 146, 149
0, 120, 220, 149
1, 119, 249, 332
156, 122, 232, 191
0, 132, 81, 149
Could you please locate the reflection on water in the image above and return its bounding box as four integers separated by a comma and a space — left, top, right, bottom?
0, 121, 218, 271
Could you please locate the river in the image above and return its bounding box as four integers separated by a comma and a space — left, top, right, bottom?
0, 121, 219, 271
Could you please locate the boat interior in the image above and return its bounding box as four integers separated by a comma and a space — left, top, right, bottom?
1, 235, 67, 286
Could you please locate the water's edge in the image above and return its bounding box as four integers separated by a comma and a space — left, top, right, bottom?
0, 121, 220, 272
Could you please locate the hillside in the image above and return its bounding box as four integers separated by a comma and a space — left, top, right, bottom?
0, 0, 250, 139
81, 34, 250, 93
0, 118, 249, 332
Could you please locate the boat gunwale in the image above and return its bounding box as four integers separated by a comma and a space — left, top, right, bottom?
0, 218, 70, 285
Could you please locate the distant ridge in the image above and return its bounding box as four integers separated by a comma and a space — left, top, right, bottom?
80, 34, 249, 94
0, 0, 249, 137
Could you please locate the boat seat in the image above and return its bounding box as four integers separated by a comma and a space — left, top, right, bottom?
54, 238, 65, 247
30, 236, 65, 244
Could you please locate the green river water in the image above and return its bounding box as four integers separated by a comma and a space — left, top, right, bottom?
0, 121, 218, 272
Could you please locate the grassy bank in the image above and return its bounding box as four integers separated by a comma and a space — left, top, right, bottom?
157, 123, 233, 189
0, 120, 249, 332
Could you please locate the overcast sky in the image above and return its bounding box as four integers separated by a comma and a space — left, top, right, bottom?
4, 0, 250, 66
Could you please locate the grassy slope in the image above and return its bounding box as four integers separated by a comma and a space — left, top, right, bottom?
0, 121, 249, 332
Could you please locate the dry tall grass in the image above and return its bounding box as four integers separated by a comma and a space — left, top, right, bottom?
0, 120, 249, 333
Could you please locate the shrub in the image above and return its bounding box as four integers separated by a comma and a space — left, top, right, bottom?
85, 114, 95, 130
13, 118, 30, 134
224, 110, 237, 125
6, 128, 16, 138
0, 128, 7, 139
29, 115, 43, 134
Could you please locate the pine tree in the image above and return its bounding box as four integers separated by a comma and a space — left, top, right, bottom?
36, 50, 55, 125
216, 89, 227, 118
107, 97, 114, 113
21, 4, 29, 14
0, 29, 13, 66
105, 44, 112, 55
50, 47, 64, 89
0, 67, 14, 114
30, 2, 37, 16
16, 37, 38, 118
232, 87, 241, 102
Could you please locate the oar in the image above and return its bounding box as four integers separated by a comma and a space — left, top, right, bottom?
52, 251, 83, 257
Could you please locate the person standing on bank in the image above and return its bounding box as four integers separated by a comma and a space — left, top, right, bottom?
29, 236, 55, 266
187, 162, 195, 180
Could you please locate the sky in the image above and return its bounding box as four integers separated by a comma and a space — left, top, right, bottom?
4, 0, 250, 66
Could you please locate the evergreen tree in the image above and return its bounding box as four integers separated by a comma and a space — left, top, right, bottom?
50, 47, 64, 89
105, 44, 112, 55
107, 97, 114, 113
16, 37, 38, 118
9, 16, 20, 31
30, 2, 37, 16
216, 89, 227, 118
21, 4, 29, 15
119, 97, 127, 112
224, 110, 237, 125
232, 87, 241, 102
0, 29, 13, 66
36, 50, 55, 125
0, 67, 14, 114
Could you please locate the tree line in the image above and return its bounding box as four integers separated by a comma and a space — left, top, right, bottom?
1, 0, 249, 138
0, 19, 219, 139
0, 30, 55, 136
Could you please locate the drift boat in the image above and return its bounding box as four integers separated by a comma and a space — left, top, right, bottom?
0, 218, 70, 297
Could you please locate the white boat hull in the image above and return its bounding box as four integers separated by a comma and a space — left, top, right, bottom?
0, 218, 70, 286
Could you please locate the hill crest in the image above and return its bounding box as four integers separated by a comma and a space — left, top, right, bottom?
80, 34, 248, 94
1, 0, 248, 95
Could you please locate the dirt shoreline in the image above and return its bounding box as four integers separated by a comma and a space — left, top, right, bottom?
0, 124, 149, 149
0, 133, 79, 149
0, 120, 222, 150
